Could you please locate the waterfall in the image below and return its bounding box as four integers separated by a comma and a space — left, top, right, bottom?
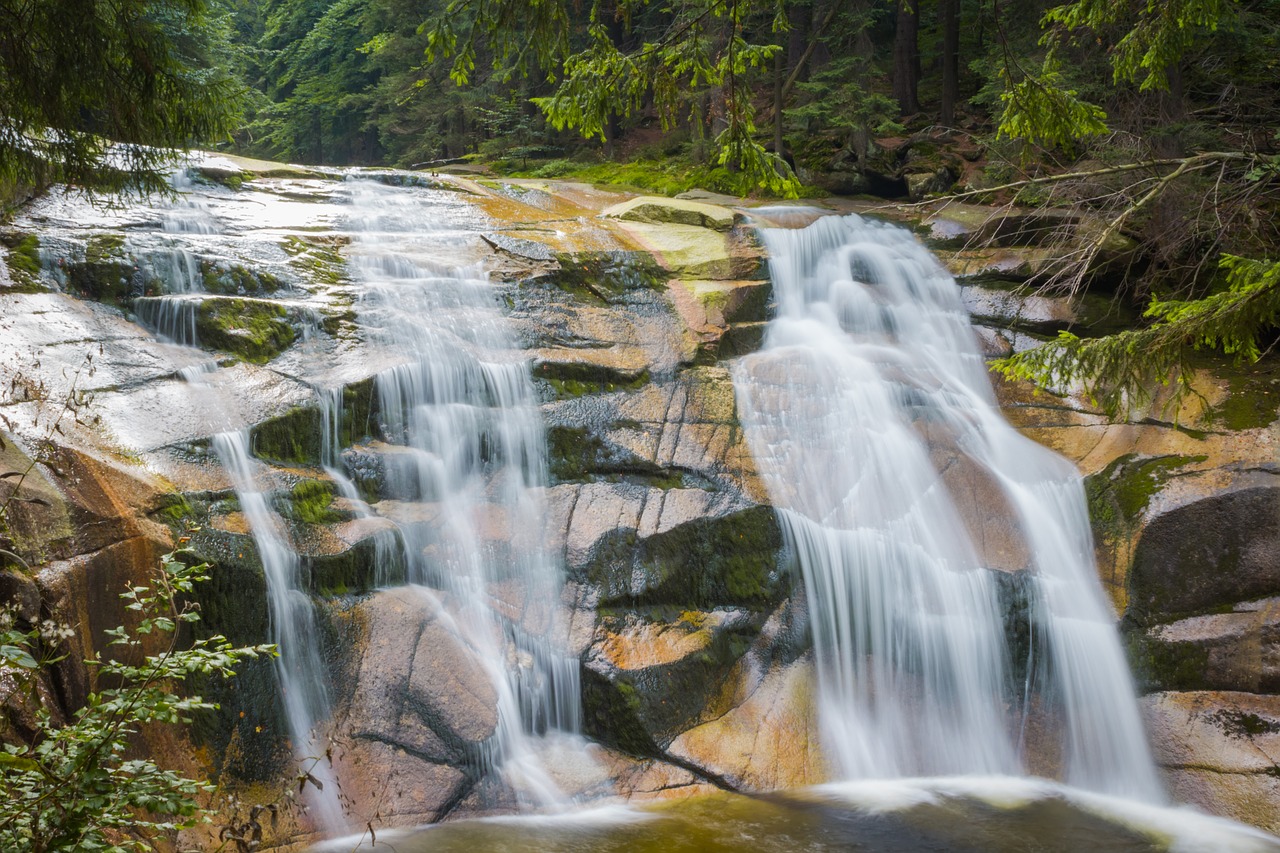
339, 179, 581, 803
315, 384, 402, 586
733, 214, 1163, 800
209, 430, 345, 830
134, 173, 212, 343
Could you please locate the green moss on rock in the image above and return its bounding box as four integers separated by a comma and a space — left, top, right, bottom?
547, 425, 687, 488
251, 406, 322, 465
590, 505, 787, 609
547, 251, 667, 303
282, 234, 348, 286
248, 379, 378, 466
67, 234, 133, 305
199, 260, 284, 296
1086, 453, 1205, 533
195, 298, 296, 363
580, 666, 658, 757
1122, 627, 1212, 693
284, 479, 341, 524
1, 232, 46, 291
183, 531, 288, 781
1206, 357, 1280, 431
306, 534, 397, 597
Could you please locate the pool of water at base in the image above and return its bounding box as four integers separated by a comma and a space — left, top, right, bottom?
313, 776, 1280, 853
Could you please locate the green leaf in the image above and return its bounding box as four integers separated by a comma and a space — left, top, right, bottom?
1, 644, 38, 669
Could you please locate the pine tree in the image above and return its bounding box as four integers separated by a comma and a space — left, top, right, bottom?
0, 0, 246, 197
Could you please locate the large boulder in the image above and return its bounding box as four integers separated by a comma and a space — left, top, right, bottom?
1127, 479, 1280, 626
1142, 691, 1280, 835
344, 587, 500, 761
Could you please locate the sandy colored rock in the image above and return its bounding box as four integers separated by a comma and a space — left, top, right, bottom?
331, 739, 470, 829
408, 616, 500, 745
601, 196, 737, 232
1142, 691, 1280, 833
607, 221, 764, 281
666, 655, 828, 791
937, 247, 1059, 280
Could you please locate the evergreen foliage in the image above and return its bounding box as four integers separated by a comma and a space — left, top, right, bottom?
0, 0, 246, 196
995, 256, 1280, 415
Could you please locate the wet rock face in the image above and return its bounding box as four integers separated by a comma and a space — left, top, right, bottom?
1128, 484, 1280, 625
346, 588, 499, 762
1141, 692, 1280, 835
9, 164, 1280, 838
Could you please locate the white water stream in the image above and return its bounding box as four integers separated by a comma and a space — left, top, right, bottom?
336, 179, 581, 803
209, 430, 345, 829
733, 214, 1163, 800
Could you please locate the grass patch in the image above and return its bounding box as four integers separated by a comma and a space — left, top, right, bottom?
495, 155, 823, 199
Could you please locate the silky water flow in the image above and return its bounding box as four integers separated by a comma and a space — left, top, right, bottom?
333, 180, 582, 806
732, 214, 1163, 800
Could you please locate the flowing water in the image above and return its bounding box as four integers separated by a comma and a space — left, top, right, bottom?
319, 777, 1280, 853
732, 214, 1162, 799
18, 169, 1271, 847
208, 429, 345, 830
334, 179, 581, 802
136, 173, 583, 829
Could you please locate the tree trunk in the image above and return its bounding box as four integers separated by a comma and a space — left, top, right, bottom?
773, 46, 785, 160
940, 0, 960, 125
893, 0, 920, 115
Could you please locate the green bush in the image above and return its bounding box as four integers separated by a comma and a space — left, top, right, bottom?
0, 551, 275, 852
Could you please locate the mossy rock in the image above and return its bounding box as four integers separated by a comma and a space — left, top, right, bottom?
545, 251, 668, 302
1127, 484, 1280, 626
66, 234, 135, 305
588, 505, 787, 609
280, 479, 343, 525
535, 362, 650, 395
152, 493, 198, 528
249, 379, 378, 466
1085, 454, 1206, 536
710, 322, 768, 361
1, 232, 46, 292
194, 298, 296, 364
282, 234, 348, 287
546, 425, 682, 487
1201, 355, 1280, 431
251, 406, 323, 466
305, 532, 400, 597
1122, 626, 1213, 693
184, 530, 289, 781
199, 260, 285, 296
580, 665, 660, 757
592, 612, 760, 748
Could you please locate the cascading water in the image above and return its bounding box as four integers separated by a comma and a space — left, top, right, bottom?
337, 179, 581, 803
207, 430, 345, 830
733, 214, 1163, 800
134, 247, 204, 344
133, 171, 217, 344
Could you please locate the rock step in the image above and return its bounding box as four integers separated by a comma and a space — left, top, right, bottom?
1133, 597, 1280, 693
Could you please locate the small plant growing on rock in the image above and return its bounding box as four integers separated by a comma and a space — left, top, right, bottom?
0, 550, 276, 852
